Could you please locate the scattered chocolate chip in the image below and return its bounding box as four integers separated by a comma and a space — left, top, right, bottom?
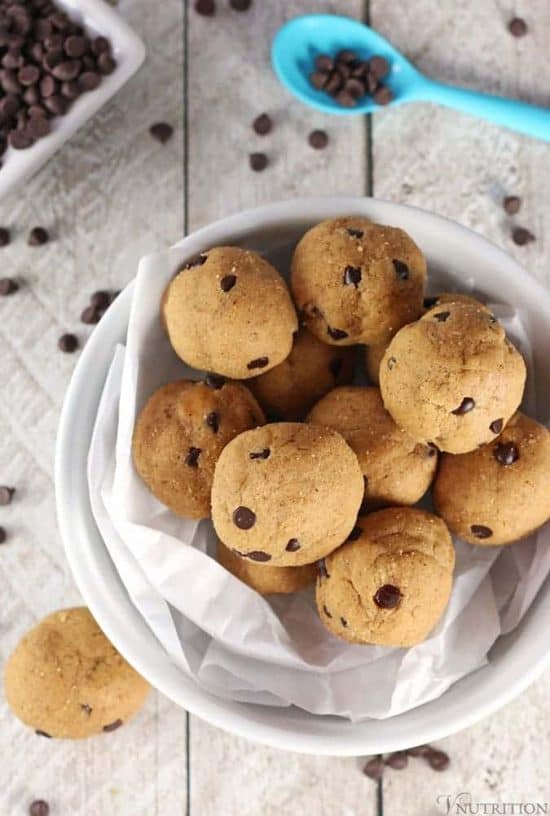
387, 356, 396, 370
252, 112, 272, 135
308, 129, 329, 149
322, 604, 332, 618
103, 719, 123, 732
346, 228, 363, 238
81, 305, 101, 324
0, 277, 19, 295
183, 254, 207, 270
58, 333, 78, 353
374, 584, 402, 609
317, 559, 329, 579
452, 397, 475, 415
315, 54, 334, 72
363, 757, 385, 780
494, 441, 519, 465
220, 274, 236, 292
0, 527, 6, 544
185, 446, 201, 467
90, 290, 111, 310
373, 85, 394, 105
150, 122, 173, 144
471, 524, 493, 539
35, 730, 51, 738
194, 0, 215, 14
327, 326, 348, 340
347, 525, 362, 542
329, 358, 343, 378
433, 310, 450, 322
369, 55, 390, 79
239, 549, 271, 562
340, 617, 348, 627
512, 226, 535, 246
490, 418, 504, 434
393, 259, 409, 279
249, 152, 268, 172
28, 227, 49, 246
229, 0, 251, 9
343, 265, 361, 287
205, 373, 225, 389
233, 506, 256, 529
386, 751, 408, 770
247, 356, 269, 370
427, 749, 450, 771
407, 744, 431, 757
29, 800, 50, 816
0, 227, 11, 246
508, 17, 527, 37
205, 411, 219, 433
286, 538, 300, 552
0, 486, 15, 505
80, 703, 93, 715
249, 448, 270, 460
503, 195, 521, 215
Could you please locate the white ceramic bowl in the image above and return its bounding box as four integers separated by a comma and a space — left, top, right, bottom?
0, 0, 145, 202
55, 198, 550, 756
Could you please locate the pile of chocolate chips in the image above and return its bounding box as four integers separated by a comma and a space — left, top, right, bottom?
310, 50, 392, 107
363, 744, 450, 780
0, 0, 116, 156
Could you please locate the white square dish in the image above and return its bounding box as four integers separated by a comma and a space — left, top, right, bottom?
0, 0, 145, 202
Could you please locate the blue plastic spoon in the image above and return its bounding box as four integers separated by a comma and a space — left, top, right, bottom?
272, 14, 550, 142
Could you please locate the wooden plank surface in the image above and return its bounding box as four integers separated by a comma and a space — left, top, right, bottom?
0, 2, 188, 815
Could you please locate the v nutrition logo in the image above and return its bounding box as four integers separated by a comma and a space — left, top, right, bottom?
436, 793, 549, 815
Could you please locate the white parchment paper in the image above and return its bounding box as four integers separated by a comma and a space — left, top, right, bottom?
87, 246, 550, 721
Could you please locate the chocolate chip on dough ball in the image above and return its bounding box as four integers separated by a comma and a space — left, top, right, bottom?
163, 246, 298, 378
290, 217, 426, 346
217, 540, 316, 595
379, 302, 526, 454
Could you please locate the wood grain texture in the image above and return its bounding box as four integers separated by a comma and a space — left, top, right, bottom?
0, 2, 187, 815
371, 0, 550, 809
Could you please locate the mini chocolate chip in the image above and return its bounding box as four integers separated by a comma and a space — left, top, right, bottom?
58, 333, 78, 353
508, 17, 527, 37
310, 71, 329, 90
346, 228, 363, 238
427, 443, 438, 457
91, 290, 111, 309
308, 129, 328, 149
183, 254, 207, 270
343, 265, 361, 287
233, 506, 256, 529
29, 800, 50, 816
0, 278, 19, 296
97, 53, 116, 75
387, 356, 396, 370
0, 486, 15, 505
407, 745, 431, 757
0, 527, 6, 544
35, 730, 51, 738
285, 538, 300, 552
374, 584, 402, 609
393, 259, 409, 279
503, 195, 521, 215
324, 71, 342, 95
81, 305, 101, 324
194, 0, 215, 14
322, 605, 332, 618
471, 524, 493, 539
329, 358, 343, 378
92, 37, 111, 56
423, 296, 439, 308
512, 226, 535, 246
28, 227, 49, 246
205, 373, 225, 389
336, 49, 358, 64
247, 356, 269, 370
78, 71, 101, 92
64, 35, 88, 58
452, 397, 475, 415
347, 526, 362, 542
315, 54, 334, 72
80, 703, 93, 716
249, 152, 268, 172
433, 309, 452, 324
327, 326, 348, 340
494, 441, 519, 466
103, 719, 123, 732
386, 751, 408, 770
205, 411, 219, 433
252, 112, 272, 135
18, 64, 40, 85
340, 617, 348, 627
249, 448, 270, 460
317, 559, 329, 579
336, 89, 357, 107
490, 418, 504, 434
369, 55, 390, 79
363, 757, 385, 780
150, 122, 173, 144
238, 549, 271, 562
220, 274, 236, 292
373, 85, 394, 105
185, 447, 201, 467
427, 749, 450, 771
10, 130, 34, 150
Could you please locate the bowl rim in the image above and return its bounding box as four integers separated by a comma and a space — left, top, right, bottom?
55, 196, 550, 755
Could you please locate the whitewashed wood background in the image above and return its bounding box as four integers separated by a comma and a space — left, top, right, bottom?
1, 1, 549, 814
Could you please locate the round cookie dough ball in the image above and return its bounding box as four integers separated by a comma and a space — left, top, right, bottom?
133, 378, 265, 519
211, 422, 364, 567
423, 291, 491, 312
291, 217, 426, 346
316, 508, 455, 647
307, 386, 437, 509
434, 412, 550, 546
379, 302, 526, 454
163, 246, 298, 379
4, 607, 149, 739
248, 327, 355, 421
217, 541, 316, 595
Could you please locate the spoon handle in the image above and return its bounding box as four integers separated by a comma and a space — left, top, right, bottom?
415, 78, 550, 142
